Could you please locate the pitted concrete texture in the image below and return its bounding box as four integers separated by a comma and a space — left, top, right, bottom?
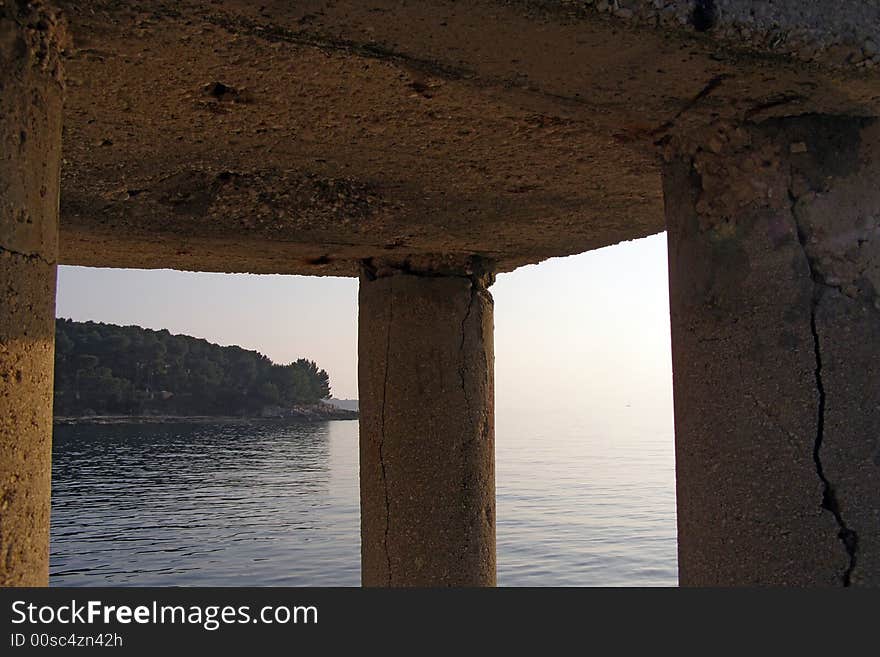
358, 262, 495, 586
0, 255, 57, 587
665, 115, 880, 586
556, 1, 880, 70
0, 1, 63, 587
0, 1, 64, 260
52, 1, 880, 276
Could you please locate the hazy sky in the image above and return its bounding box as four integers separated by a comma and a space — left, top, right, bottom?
56, 233, 673, 421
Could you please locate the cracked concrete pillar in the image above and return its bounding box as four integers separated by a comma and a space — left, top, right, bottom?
0, 3, 64, 586
358, 257, 495, 586
663, 115, 880, 586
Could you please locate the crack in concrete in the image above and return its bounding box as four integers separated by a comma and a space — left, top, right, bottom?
806, 297, 858, 587
789, 187, 860, 586
734, 351, 801, 451
455, 279, 482, 571
743, 94, 807, 121
0, 245, 54, 267
458, 279, 478, 442
198, 11, 611, 114
650, 74, 728, 140
204, 13, 472, 82
743, 393, 802, 453
379, 277, 394, 585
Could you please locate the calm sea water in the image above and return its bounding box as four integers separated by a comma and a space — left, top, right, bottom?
49, 411, 678, 586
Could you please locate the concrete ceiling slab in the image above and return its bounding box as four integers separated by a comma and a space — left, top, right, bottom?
55, 1, 880, 275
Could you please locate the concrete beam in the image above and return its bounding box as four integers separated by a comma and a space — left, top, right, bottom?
664, 114, 880, 586
358, 257, 495, 586
51, 1, 880, 276
0, 2, 64, 587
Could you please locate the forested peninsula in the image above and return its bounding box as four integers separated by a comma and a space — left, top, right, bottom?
53, 319, 355, 422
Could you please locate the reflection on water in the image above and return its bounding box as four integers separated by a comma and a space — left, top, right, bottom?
51, 421, 360, 586
496, 408, 678, 586
51, 414, 677, 586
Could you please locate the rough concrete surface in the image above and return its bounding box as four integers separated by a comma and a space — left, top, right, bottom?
0, 256, 57, 587
665, 115, 880, 586
554, 1, 880, 69
3, 0, 879, 589
51, 1, 880, 275
0, 1, 63, 586
359, 265, 495, 586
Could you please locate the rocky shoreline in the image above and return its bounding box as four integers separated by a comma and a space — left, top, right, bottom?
54, 405, 358, 426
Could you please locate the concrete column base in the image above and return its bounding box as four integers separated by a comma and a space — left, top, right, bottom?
664, 116, 880, 586
0, 2, 64, 586
358, 257, 496, 586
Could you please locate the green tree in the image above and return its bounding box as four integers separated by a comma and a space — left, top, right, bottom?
53, 319, 336, 417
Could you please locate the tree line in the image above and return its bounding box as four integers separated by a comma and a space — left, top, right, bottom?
54, 319, 331, 416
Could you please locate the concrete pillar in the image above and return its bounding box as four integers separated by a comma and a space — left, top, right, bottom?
358, 257, 495, 586
664, 115, 880, 586
0, 3, 64, 586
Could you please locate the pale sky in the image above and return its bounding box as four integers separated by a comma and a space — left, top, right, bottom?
55, 232, 673, 422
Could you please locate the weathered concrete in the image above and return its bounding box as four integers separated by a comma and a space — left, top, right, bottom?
47, 1, 880, 275
358, 257, 495, 586
1, 1, 878, 588
0, 2, 65, 587
665, 115, 880, 586
559, 1, 880, 70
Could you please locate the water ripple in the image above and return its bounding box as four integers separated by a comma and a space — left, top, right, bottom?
50, 413, 677, 586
